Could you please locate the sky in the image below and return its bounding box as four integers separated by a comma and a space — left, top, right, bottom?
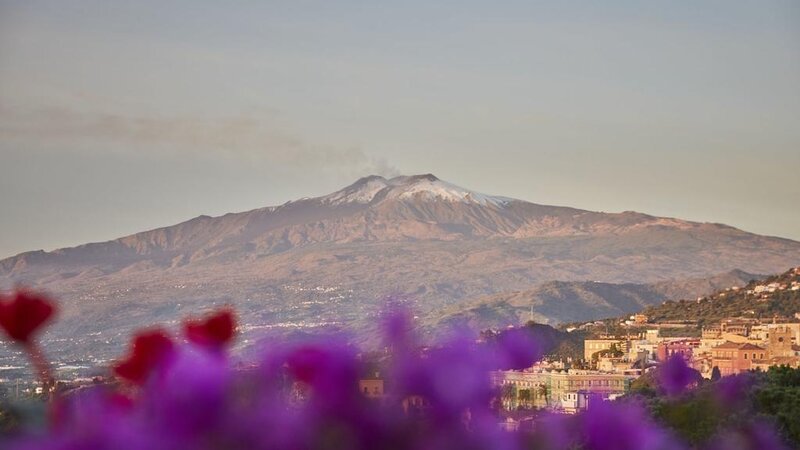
1, 0, 799, 259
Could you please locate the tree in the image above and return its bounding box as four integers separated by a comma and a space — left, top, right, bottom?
755, 366, 800, 445
518, 389, 532, 409
536, 384, 551, 406
592, 343, 624, 361
501, 384, 518, 410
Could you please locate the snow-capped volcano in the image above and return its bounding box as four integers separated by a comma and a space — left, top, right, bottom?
320, 174, 511, 207
3, 174, 799, 277
2, 173, 800, 366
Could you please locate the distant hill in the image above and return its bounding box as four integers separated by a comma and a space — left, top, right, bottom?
1, 174, 799, 371
425, 270, 764, 332
641, 267, 800, 326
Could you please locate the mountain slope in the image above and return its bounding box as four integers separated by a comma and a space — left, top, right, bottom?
0, 174, 799, 370
2, 174, 797, 282
641, 267, 800, 325
425, 270, 765, 332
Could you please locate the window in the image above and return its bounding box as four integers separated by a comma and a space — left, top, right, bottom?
744, 353, 748, 359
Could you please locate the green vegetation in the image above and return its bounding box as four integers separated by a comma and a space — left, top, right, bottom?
559, 268, 799, 337
627, 366, 800, 447
643, 269, 800, 326
644, 293, 799, 327
522, 321, 587, 363
656, 327, 701, 338
754, 366, 800, 444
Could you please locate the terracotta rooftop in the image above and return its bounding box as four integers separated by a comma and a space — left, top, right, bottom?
712, 341, 766, 351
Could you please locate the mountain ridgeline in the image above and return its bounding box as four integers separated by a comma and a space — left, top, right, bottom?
425, 269, 766, 332
0, 174, 799, 366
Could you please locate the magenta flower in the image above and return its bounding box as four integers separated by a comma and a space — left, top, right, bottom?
184, 309, 236, 349
113, 329, 175, 385
0, 290, 56, 344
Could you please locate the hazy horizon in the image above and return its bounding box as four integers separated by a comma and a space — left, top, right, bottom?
2, 1, 799, 258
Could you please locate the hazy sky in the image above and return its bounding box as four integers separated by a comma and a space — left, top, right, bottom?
1, 1, 799, 259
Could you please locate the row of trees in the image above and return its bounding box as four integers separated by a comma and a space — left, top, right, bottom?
500, 383, 551, 410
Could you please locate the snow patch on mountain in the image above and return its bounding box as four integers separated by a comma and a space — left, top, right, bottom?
387, 177, 510, 206
320, 174, 510, 207
321, 176, 389, 205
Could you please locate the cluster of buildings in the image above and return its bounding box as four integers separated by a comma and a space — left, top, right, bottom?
587, 318, 800, 378
746, 279, 800, 298
695, 319, 800, 376
490, 317, 800, 415
363, 269, 800, 418
490, 366, 634, 414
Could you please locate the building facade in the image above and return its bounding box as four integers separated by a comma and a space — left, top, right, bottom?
711, 342, 767, 376
492, 369, 634, 413
584, 339, 627, 360
656, 339, 699, 362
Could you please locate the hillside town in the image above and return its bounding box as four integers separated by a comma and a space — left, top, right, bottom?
489, 267, 800, 417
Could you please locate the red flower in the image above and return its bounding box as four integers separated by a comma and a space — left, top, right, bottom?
113, 329, 174, 385
184, 310, 236, 348
0, 290, 56, 344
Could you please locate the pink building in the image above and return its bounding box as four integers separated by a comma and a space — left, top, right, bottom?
656, 339, 699, 362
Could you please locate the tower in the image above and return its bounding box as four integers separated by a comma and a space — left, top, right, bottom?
769, 326, 793, 358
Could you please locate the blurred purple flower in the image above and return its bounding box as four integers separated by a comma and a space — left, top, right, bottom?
581, 401, 685, 450
493, 327, 542, 370
712, 373, 754, 408
9, 388, 161, 450
392, 333, 495, 423
528, 412, 579, 450
379, 298, 418, 359
659, 353, 698, 396
707, 421, 789, 450
4, 303, 792, 450
143, 345, 231, 439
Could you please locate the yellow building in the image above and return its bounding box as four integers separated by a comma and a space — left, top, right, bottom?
491, 369, 634, 412
584, 339, 627, 360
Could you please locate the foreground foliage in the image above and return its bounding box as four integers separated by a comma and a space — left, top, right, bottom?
0, 289, 795, 449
